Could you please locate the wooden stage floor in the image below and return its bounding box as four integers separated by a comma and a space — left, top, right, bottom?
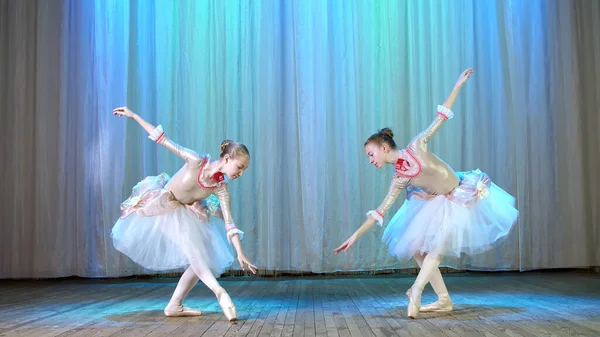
1, 271, 599, 337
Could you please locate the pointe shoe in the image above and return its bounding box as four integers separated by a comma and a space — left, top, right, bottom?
164, 305, 203, 317
420, 292, 453, 312
216, 288, 238, 321
405, 287, 421, 319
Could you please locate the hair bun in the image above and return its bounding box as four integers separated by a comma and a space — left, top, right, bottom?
220, 140, 232, 152
379, 128, 394, 138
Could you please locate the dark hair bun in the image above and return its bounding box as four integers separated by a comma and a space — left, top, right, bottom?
220, 140, 232, 152
379, 128, 394, 138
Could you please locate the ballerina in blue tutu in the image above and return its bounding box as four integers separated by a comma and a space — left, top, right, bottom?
335, 69, 518, 318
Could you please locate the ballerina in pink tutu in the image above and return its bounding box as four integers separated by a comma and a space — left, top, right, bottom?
111, 107, 257, 321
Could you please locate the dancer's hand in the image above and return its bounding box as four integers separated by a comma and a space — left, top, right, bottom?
454, 68, 474, 88
334, 235, 357, 255
237, 253, 258, 274
113, 106, 135, 118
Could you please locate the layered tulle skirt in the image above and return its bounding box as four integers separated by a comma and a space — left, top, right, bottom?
382, 169, 519, 260
111, 173, 234, 276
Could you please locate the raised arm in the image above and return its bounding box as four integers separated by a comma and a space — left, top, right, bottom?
411, 68, 474, 150
412, 105, 455, 149
442, 68, 474, 111
113, 107, 202, 165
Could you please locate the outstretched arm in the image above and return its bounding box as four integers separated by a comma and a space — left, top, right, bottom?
113, 107, 202, 165
113, 106, 157, 134
442, 68, 474, 111
334, 176, 408, 255
412, 68, 474, 149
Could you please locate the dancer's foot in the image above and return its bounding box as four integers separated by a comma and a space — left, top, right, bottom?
164, 304, 202, 317
216, 287, 238, 321
420, 292, 453, 312
406, 287, 421, 319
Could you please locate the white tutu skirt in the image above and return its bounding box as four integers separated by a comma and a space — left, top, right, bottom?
382, 169, 519, 260
111, 174, 234, 276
